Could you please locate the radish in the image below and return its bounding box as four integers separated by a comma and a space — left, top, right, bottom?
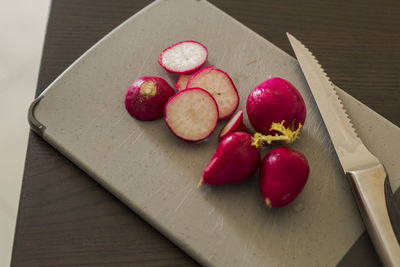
246, 77, 306, 135
218, 109, 250, 139
175, 74, 192, 90
164, 88, 218, 142
259, 147, 309, 208
200, 132, 261, 186
125, 76, 175, 121
158, 41, 208, 75
186, 66, 239, 119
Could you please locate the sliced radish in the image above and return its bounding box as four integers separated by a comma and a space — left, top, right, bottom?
164, 88, 218, 142
158, 41, 208, 75
175, 74, 192, 90
186, 66, 239, 119
218, 109, 250, 139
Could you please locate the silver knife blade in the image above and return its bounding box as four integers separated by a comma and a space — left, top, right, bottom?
286, 32, 380, 173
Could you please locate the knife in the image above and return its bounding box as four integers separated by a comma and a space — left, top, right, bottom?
287, 33, 400, 267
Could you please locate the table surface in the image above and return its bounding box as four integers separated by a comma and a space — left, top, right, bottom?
12, 0, 400, 266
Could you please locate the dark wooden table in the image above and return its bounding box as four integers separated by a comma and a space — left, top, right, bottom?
12, 0, 400, 266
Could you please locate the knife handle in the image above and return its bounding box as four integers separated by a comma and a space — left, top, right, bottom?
347, 164, 400, 267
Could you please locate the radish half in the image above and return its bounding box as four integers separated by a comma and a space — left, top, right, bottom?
164, 88, 218, 142
175, 74, 192, 90
158, 41, 208, 75
125, 76, 175, 121
259, 147, 309, 208
218, 109, 250, 139
186, 66, 239, 119
200, 132, 261, 186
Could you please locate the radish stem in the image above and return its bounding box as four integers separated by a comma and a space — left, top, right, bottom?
140, 81, 156, 97
252, 120, 302, 148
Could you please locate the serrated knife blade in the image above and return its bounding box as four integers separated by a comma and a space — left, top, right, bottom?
287, 32, 400, 267
287, 33, 379, 173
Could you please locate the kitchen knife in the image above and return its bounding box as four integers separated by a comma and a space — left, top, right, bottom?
287, 32, 400, 267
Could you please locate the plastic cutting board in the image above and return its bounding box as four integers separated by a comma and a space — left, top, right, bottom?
29, 0, 400, 266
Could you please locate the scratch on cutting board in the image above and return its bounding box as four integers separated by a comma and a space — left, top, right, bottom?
151, 182, 167, 199
255, 54, 263, 74
246, 59, 257, 66
216, 22, 223, 40
313, 161, 334, 219
136, 47, 154, 75
242, 228, 258, 266
304, 90, 314, 108
111, 112, 129, 128
173, 187, 194, 213
309, 116, 322, 141
130, 131, 143, 146
265, 213, 278, 238
69, 108, 110, 153
283, 218, 294, 266
116, 131, 143, 150
209, 215, 224, 233
293, 229, 299, 267
207, 230, 228, 263
207, 207, 215, 217
331, 158, 337, 190
218, 45, 229, 65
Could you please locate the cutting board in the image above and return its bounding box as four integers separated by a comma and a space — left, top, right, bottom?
29, 0, 400, 266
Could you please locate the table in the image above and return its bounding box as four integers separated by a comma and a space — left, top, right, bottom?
12, 0, 400, 266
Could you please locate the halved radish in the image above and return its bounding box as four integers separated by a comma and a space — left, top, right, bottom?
186, 66, 239, 119
218, 109, 250, 139
175, 74, 192, 90
164, 88, 218, 142
158, 41, 208, 74
260, 147, 309, 208
200, 132, 261, 186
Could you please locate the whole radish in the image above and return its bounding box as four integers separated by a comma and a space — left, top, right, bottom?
246, 77, 306, 135
200, 132, 261, 186
125, 76, 175, 121
259, 147, 309, 208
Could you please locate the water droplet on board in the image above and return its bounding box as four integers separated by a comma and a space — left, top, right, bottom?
292, 203, 304, 213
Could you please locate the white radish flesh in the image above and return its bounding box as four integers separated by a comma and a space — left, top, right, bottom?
159, 41, 208, 74
219, 109, 249, 139
164, 88, 218, 142
186, 66, 239, 119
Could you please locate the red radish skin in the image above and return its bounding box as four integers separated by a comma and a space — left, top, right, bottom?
187, 66, 239, 119
164, 88, 218, 142
125, 76, 175, 121
218, 109, 250, 139
200, 132, 261, 186
259, 147, 309, 208
158, 41, 208, 75
246, 77, 306, 135
175, 74, 192, 90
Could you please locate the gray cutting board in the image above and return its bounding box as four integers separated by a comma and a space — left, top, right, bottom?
29, 0, 400, 266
